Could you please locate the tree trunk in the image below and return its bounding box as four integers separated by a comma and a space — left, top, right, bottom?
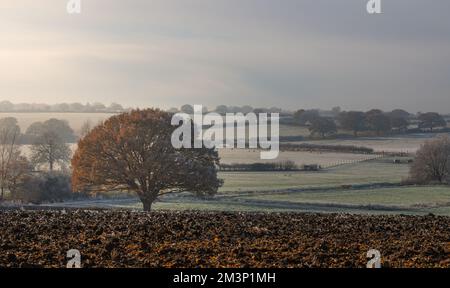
49, 160, 54, 171
140, 190, 157, 211
142, 200, 152, 212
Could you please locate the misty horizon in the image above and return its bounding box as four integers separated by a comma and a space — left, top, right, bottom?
0, 99, 448, 115
1, 1, 450, 113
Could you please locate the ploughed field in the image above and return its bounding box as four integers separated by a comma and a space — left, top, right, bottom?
1, 210, 449, 268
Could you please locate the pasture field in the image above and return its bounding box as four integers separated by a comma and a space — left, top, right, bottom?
54, 185, 450, 216
240, 186, 450, 213
40, 157, 450, 216
300, 134, 449, 153
5, 113, 450, 216
218, 149, 378, 167
20, 145, 379, 169
218, 157, 410, 192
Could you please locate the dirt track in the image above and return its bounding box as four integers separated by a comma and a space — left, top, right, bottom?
0, 210, 449, 268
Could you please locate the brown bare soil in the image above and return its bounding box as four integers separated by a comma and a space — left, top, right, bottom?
0, 210, 449, 268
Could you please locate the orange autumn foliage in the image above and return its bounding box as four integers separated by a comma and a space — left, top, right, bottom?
71, 108, 222, 211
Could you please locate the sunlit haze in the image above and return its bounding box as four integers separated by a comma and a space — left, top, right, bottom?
1, 0, 450, 113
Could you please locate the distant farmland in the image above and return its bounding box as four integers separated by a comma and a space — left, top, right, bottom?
6, 112, 450, 216
38, 157, 450, 216
300, 135, 447, 153
219, 149, 379, 168
1, 112, 445, 153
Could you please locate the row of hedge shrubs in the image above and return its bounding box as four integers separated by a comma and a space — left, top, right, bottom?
219, 161, 300, 171
279, 143, 374, 154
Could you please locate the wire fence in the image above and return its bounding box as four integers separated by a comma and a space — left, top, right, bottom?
321, 154, 384, 169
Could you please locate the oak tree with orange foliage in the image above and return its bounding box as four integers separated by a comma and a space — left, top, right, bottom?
71, 108, 222, 211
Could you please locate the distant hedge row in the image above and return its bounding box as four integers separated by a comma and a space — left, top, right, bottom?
219, 161, 300, 171
279, 143, 374, 154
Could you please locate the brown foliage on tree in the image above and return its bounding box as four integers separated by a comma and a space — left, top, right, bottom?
409, 135, 450, 184
71, 108, 222, 211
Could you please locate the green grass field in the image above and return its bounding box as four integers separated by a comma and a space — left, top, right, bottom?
61, 185, 450, 215
43, 156, 450, 215
219, 149, 378, 167
35, 150, 450, 215
219, 158, 410, 192
241, 186, 450, 208
300, 134, 448, 153
6, 113, 450, 216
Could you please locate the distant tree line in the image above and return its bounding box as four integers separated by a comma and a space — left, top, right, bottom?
169, 104, 285, 115
0, 100, 126, 113
171, 105, 448, 139
292, 108, 448, 138
6, 118, 78, 144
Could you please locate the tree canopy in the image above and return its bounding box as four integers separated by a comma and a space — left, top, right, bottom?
71, 108, 222, 211
409, 136, 450, 184
418, 112, 447, 132
308, 117, 337, 138
338, 111, 366, 136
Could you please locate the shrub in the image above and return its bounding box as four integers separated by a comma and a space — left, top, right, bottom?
409, 135, 450, 184
14, 172, 73, 204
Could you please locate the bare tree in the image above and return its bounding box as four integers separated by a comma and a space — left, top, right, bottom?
0, 117, 26, 200
30, 132, 71, 171
5, 156, 32, 198
409, 135, 450, 184
79, 120, 93, 138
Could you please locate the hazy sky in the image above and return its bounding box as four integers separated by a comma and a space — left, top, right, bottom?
1, 0, 450, 113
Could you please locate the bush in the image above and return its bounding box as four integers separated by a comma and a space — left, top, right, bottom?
409, 135, 450, 184
13, 172, 73, 204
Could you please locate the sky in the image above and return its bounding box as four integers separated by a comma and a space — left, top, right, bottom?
1, 0, 450, 113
